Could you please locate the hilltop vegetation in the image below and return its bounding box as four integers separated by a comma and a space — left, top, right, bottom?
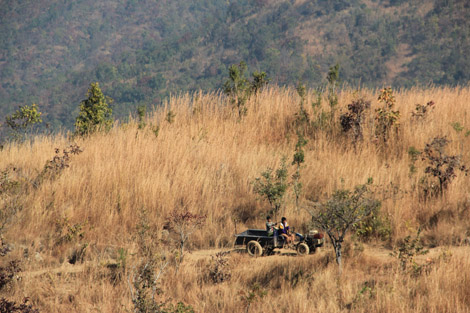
1, 0, 470, 129
1, 87, 470, 312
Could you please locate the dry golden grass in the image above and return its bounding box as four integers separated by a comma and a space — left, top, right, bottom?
1, 86, 470, 312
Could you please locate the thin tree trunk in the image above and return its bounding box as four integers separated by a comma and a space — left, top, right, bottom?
335, 241, 342, 274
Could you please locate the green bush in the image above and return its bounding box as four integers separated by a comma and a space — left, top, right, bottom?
3, 104, 42, 142
253, 158, 288, 218
75, 82, 113, 136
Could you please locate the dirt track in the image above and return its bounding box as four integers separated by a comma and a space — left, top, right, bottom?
21, 244, 469, 279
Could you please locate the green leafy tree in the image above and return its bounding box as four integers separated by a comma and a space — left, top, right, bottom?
253, 158, 288, 219
307, 184, 380, 272
3, 104, 42, 141
375, 88, 400, 144
165, 110, 176, 124
327, 63, 340, 120
224, 62, 270, 118
294, 82, 310, 131
224, 62, 251, 118
75, 82, 113, 136
250, 71, 269, 94
392, 228, 429, 276
137, 105, 146, 129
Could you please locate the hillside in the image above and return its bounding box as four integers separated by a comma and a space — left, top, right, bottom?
1, 87, 470, 312
1, 0, 470, 129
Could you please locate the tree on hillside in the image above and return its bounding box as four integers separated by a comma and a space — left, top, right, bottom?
375, 87, 400, 144
2, 104, 42, 142
326, 63, 340, 120
420, 136, 467, 198
339, 97, 371, 145
166, 209, 206, 270
74, 82, 113, 136
292, 132, 307, 212
251, 71, 269, 94
253, 158, 288, 220
307, 184, 380, 272
126, 208, 196, 313
224, 62, 251, 118
224, 62, 270, 118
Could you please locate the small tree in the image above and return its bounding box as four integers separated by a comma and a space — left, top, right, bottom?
224, 62, 269, 118
128, 208, 196, 313
292, 133, 307, 211
166, 209, 206, 269
165, 110, 176, 124
34, 144, 83, 186
224, 62, 251, 118
3, 104, 42, 141
251, 71, 269, 94
326, 63, 340, 121
129, 208, 170, 313
137, 105, 146, 129
294, 83, 310, 131
75, 82, 113, 136
253, 158, 288, 219
340, 98, 370, 144
307, 184, 380, 272
375, 88, 400, 144
421, 136, 466, 196
392, 228, 428, 275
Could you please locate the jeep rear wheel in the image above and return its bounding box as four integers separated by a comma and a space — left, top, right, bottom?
247, 241, 263, 257
296, 243, 309, 256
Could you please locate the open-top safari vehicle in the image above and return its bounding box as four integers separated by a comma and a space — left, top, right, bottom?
234, 229, 324, 257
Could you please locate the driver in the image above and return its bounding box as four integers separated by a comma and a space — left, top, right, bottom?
279, 217, 295, 244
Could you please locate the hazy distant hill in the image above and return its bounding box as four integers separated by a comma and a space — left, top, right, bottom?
1, 0, 469, 129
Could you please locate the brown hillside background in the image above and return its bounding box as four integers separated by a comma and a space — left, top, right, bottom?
1, 87, 470, 312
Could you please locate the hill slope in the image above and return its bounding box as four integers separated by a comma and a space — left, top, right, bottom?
1, 87, 470, 312
1, 0, 470, 129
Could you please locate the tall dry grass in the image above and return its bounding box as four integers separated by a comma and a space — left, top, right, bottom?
1, 86, 470, 312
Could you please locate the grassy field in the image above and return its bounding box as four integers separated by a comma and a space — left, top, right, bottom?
1, 86, 470, 312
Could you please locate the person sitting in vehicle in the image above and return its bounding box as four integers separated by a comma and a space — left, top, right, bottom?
266, 216, 277, 236
279, 217, 295, 244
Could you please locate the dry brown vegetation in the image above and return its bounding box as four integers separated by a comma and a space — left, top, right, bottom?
1, 86, 470, 312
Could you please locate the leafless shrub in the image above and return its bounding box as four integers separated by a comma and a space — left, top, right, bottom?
411, 101, 435, 120
340, 98, 370, 144
166, 209, 206, 269
35, 144, 82, 186
208, 252, 231, 284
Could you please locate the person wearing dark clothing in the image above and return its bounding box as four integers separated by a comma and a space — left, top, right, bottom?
279, 217, 295, 244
